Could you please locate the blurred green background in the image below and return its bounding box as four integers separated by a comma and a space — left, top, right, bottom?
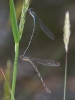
0, 0, 75, 100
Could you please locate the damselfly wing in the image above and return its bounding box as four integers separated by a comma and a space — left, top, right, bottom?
20, 55, 60, 67
28, 8, 55, 40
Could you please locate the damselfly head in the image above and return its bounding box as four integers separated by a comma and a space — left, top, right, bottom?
19, 55, 24, 60
19, 55, 30, 61
28, 8, 33, 11
28, 8, 36, 17
28, 8, 33, 13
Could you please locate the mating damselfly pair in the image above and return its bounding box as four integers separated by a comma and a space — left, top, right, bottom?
20, 8, 60, 93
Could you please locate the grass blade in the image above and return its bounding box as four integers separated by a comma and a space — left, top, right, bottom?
10, 0, 19, 43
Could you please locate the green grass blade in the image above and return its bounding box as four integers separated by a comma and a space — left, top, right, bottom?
10, 0, 19, 43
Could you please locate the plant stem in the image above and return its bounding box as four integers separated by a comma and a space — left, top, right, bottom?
11, 43, 19, 100
63, 52, 67, 100
10, 1, 30, 99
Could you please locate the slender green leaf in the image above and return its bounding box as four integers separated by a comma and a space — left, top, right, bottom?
10, 0, 19, 43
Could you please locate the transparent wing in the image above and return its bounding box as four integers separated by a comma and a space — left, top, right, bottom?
28, 8, 55, 40
29, 57, 60, 67
20, 55, 60, 67
35, 15, 55, 40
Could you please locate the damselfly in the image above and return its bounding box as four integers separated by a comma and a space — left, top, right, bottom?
23, 8, 55, 57
20, 55, 60, 93
20, 8, 59, 93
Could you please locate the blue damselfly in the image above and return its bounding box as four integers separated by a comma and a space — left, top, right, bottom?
23, 8, 55, 56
